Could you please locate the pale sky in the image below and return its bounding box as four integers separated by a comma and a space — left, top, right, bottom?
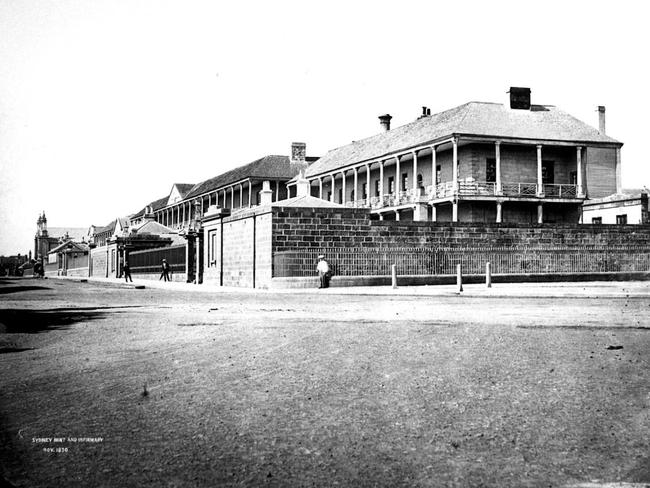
1, 0, 648, 256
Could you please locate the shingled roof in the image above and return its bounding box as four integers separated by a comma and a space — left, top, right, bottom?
185, 155, 318, 200
130, 195, 168, 220
305, 102, 622, 177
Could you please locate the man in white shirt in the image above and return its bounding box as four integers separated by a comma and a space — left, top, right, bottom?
316, 255, 330, 289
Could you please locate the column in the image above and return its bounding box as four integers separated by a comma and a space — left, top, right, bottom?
496, 201, 502, 223
536, 145, 543, 196
431, 146, 437, 189
231, 186, 235, 208
319, 177, 323, 199
248, 180, 252, 206
615, 147, 622, 194
395, 156, 401, 197
431, 205, 437, 222
495, 141, 502, 194
330, 174, 336, 202
452, 138, 459, 192
182, 204, 185, 225
537, 203, 543, 224
239, 183, 243, 208
276, 181, 280, 202
379, 161, 385, 199
412, 151, 418, 192
452, 202, 458, 222
366, 164, 371, 205
353, 167, 358, 204
341, 171, 347, 204
576, 146, 583, 197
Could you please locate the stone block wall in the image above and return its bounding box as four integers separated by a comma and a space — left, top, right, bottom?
90, 247, 107, 277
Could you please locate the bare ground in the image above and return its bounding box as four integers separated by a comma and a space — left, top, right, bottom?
0, 278, 649, 487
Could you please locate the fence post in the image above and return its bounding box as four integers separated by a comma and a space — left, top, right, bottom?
456, 264, 463, 293
391, 264, 397, 289
486, 261, 492, 288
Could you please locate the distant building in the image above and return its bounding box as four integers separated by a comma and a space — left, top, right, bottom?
34, 212, 87, 261
582, 189, 649, 224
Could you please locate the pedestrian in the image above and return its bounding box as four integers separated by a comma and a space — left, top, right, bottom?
160, 259, 171, 282
316, 254, 331, 289
123, 261, 133, 282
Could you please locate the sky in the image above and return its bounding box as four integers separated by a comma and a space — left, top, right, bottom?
1, 0, 648, 256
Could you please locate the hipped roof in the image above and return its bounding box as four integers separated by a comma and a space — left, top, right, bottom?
305, 102, 622, 177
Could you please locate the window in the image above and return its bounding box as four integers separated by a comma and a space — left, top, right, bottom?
401, 173, 408, 191
388, 176, 395, 194
327, 191, 332, 201
436, 165, 441, 185
542, 160, 554, 184
375, 180, 380, 196
362, 183, 368, 200
592, 217, 602, 224
417, 174, 423, 189
616, 214, 627, 225
486, 158, 496, 183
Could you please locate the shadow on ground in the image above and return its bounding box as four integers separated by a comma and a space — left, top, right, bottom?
0, 286, 50, 295
0, 308, 109, 333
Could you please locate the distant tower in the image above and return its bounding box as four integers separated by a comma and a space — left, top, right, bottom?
34, 211, 50, 260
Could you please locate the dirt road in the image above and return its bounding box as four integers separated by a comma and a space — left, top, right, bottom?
1, 278, 649, 487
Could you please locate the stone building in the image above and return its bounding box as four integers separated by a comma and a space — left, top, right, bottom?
296, 88, 622, 224
582, 189, 649, 225
34, 212, 87, 262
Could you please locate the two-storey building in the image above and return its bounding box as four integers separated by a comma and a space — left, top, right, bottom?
299, 88, 622, 224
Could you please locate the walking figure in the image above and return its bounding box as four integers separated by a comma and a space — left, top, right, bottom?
316, 254, 331, 289
123, 261, 133, 282
160, 259, 171, 282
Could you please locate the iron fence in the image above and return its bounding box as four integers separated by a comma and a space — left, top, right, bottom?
273, 246, 650, 278
128, 244, 186, 273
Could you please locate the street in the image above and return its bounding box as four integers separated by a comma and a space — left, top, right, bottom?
1, 278, 649, 487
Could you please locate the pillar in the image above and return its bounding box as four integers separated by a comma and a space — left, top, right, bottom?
452, 201, 458, 222
495, 141, 502, 194
231, 186, 235, 208
379, 161, 385, 199
537, 203, 543, 223
615, 147, 622, 194
576, 146, 583, 197
353, 167, 358, 204
249, 180, 252, 206
330, 174, 336, 202
341, 171, 347, 204
366, 164, 371, 205
413, 203, 428, 221
319, 177, 323, 199
395, 156, 401, 197
195, 234, 200, 284
536, 145, 543, 196
452, 138, 459, 192
431, 146, 437, 189
431, 205, 437, 222
412, 151, 418, 192
496, 201, 502, 223
276, 181, 280, 201
395, 210, 400, 221
182, 204, 185, 226
239, 183, 243, 208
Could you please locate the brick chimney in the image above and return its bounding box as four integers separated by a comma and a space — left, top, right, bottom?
259, 180, 273, 205
508, 87, 531, 110
290, 142, 306, 164
295, 170, 311, 197
597, 106, 606, 134
379, 114, 392, 131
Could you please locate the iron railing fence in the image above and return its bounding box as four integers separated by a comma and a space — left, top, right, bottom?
273, 246, 650, 278
128, 244, 186, 273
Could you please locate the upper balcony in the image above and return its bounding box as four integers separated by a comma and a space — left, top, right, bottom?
344, 180, 581, 211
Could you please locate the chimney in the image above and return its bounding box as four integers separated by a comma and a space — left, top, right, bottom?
259, 180, 273, 205
295, 170, 311, 197
143, 205, 156, 222
508, 87, 531, 110
290, 142, 306, 164
378, 114, 392, 131
418, 107, 431, 119
597, 106, 606, 134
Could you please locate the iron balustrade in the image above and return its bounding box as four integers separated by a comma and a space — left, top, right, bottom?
128, 244, 186, 273
273, 246, 650, 278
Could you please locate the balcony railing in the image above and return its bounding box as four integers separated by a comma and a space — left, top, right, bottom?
344, 181, 580, 210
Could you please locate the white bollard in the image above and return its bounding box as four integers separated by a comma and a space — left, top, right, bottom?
391, 264, 397, 289
486, 262, 492, 288
456, 263, 463, 293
